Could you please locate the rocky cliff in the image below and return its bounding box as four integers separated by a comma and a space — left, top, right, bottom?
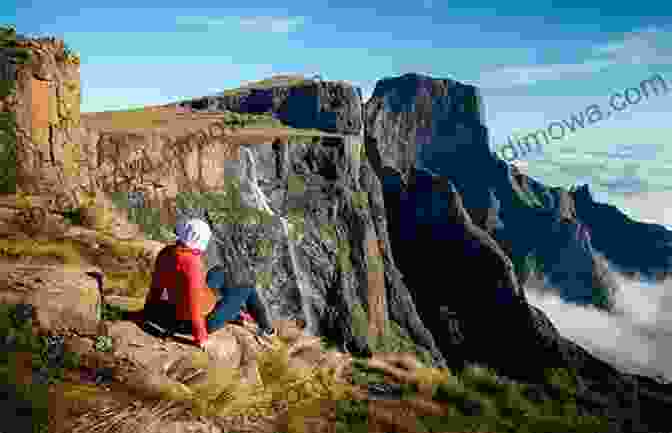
365, 72, 620, 312
5, 33, 672, 433
178, 78, 362, 134
572, 183, 672, 279
364, 72, 672, 432
0, 29, 90, 203
3, 33, 446, 371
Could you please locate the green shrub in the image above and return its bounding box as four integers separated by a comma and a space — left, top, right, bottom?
424, 365, 610, 433
512, 251, 546, 286
0, 25, 30, 194
94, 335, 113, 352
175, 180, 273, 228
349, 302, 435, 368
101, 303, 127, 321
60, 207, 86, 226
108, 192, 174, 241
334, 398, 368, 432
512, 183, 543, 209
0, 302, 81, 433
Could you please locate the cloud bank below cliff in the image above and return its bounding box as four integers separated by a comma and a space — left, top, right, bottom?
525, 267, 672, 382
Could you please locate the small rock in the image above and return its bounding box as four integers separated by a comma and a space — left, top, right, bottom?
460, 398, 483, 416
94, 367, 115, 385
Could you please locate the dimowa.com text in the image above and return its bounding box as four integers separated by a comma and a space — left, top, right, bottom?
496, 73, 669, 162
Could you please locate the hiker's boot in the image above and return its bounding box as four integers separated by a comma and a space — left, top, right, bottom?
142, 320, 172, 340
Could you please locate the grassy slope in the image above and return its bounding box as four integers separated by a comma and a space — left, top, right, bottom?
0, 296, 610, 433
0, 191, 613, 433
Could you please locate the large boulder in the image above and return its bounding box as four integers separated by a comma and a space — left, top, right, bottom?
1, 32, 93, 198
0, 263, 102, 335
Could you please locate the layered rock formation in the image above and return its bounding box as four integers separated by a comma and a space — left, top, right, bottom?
572, 184, 672, 279
174, 133, 446, 367
1, 31, 91, 202
1, 38, 442, 368
365, 72, 620, 311
179, 79, 363, 134
6, 33, 672, 433
364, 72, 672, 433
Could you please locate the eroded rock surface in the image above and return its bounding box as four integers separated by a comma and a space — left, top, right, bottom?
0, 263, 102, 335
176, 132, 446, 367
182, 79, 363, 134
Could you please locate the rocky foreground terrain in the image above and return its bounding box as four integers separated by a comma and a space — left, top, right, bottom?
2, 27, 672, 433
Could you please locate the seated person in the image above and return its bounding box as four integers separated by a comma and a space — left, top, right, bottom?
142, 218, 275, 350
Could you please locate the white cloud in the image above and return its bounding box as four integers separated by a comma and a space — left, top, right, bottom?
525, 263, 672, 382
175, 15, 306, 33
238, 16, 306, 33
478, 26, 671, 89
592, 26, 672, 65
479, 60, 615, 88
174, 16, 228, 27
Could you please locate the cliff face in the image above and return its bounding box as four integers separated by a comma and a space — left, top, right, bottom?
365, 72, 621, 312
173, 131, 447, 367
365, 73, 489, 185
365, 72, 672, 432
6, 33, 672, 433
180, 80, 363, 134
572, 184, 672, 279
1, 32, 92, 204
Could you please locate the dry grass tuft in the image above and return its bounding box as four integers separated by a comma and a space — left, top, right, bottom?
0, 237, 83, 264
64, 323, 360, 433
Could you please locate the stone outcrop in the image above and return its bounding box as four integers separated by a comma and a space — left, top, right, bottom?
378, 167, 524, 373
5, 33, 672, 433
180, 79, 363, 134
364, 72, 488, 185
572, 184, 672, 279
0, 263, 102, 335
365, 72, 672, 433
1, 32, 93, 201
3, 36, 438, 370
495, 164, 620, 309
175, 132, 446, 367
365, 72, 622, 311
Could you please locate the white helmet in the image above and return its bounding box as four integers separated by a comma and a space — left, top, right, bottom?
175, 218, 212, 252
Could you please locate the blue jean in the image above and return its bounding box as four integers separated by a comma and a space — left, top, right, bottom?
166, 267, 273, 335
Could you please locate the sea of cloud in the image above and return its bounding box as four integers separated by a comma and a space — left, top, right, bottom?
524, 187, 672, 383
525, 269, 672, 382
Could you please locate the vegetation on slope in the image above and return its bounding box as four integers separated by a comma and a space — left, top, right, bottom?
219, 74, 311, 96
0, 297, 614, 433
0, 24, 32, 194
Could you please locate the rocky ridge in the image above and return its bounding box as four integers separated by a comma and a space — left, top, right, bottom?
3, 32, 672, 433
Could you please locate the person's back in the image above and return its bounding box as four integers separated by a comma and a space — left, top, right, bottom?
143, 218, 275, 349
144, 240, 217, 342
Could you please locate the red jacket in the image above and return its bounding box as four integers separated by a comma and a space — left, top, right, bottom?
145, 243, 216, 345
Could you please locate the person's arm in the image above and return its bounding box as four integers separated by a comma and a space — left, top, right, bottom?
181, 254, 209, 346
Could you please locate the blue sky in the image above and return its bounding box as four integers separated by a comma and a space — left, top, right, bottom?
5, 0, 672, 183
7, 1, 672, 382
